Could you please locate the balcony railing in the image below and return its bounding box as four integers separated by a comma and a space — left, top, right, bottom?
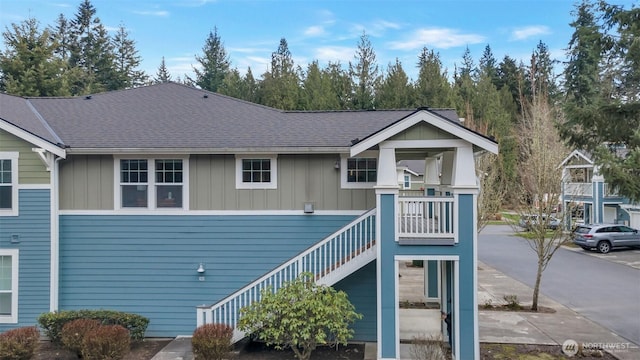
397, 196, 455, 239
564, 182, 593, 197
603, 183, 619, 197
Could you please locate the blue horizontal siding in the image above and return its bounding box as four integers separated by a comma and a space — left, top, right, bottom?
0, 190, 51, 331
334, 261, 377, 341
58, 214, 356, 337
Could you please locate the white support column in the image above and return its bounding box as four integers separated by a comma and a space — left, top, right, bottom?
424, 157, 440, 194
377, 145, 398, 189
451, 144, 476, 188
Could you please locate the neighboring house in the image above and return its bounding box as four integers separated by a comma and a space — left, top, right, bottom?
0, 82, 497, 360
559, 149, 639, 229
397, 160, 425, 192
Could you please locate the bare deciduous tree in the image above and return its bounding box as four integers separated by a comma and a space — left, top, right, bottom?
476, 152, 506, 233
514, 90, 570, 311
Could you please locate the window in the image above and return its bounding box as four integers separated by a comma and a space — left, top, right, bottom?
235, 156, 277, 189
403, 174, 411, 189
341, 156, 378, 189
117, 157, 186, 209
0, 152, 18, 216
0, 250, 18, 323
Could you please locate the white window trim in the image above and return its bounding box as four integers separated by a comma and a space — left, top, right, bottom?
0, 249, 19, 324
403, 174, 411, 189
0, 152, 19, 217
340, 153, 378, 189
113, 155, 189, 210
235, 155, 278, 190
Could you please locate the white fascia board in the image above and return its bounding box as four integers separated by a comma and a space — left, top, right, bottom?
350, 110, 498, 157
0, 120, 66, 158
67, 147, 350, 155
558, 149, 593, 168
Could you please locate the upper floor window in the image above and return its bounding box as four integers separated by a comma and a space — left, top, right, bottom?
0, 153, 18, 216
341, 156, 377, 189
0, 249, 19, 323
117, 157, 187, 209
403, 174, 411, 189
235, 156, 277, 189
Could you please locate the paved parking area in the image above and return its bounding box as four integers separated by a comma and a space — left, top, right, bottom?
563, 245, 640, 269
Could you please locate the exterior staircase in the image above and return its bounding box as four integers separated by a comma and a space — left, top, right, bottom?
196, 209, 377, 342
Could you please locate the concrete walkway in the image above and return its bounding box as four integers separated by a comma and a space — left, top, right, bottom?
151, 260, 640, 360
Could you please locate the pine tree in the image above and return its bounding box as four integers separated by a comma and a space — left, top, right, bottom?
191, 27, 230, 92
67, 0, 115, 94
375, 58, 413, 109
0, 17, 69, 96
259, 38, 300, 110
348, 32, 379, 110
300, 61, 340, 110
325, 62, 352, 110
414, 47, 453, 108
155, 56, 172, 83
111, 24, 148, 89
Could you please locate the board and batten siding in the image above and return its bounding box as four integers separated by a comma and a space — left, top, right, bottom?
0, 129, 49, 184
59, 155, 113, 210
389, 121, 457, 141
59, 153, 376, 211
0, 190, 51, 330
58, 213, 358, 337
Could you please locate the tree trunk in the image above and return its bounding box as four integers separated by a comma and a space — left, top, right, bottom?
531, 260, 544, 311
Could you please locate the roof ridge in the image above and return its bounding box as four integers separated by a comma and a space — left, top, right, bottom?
25, 99, 64, 145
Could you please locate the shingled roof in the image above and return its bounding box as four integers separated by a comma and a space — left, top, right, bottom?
1, 82, 466, 153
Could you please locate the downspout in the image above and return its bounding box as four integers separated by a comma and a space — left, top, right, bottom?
50, 156, 62, 312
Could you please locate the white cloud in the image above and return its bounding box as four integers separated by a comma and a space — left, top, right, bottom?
313, 46, 355, 64
389, 28, 485, 50
510, 25, 551, 41
304, 25, 326, 37
133, 10, 170, 17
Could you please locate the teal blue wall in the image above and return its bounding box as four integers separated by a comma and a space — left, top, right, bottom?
378, 193, 477, 359
58, 214, 356, 337
334, 260, 376, 341
0, 189, 51, 331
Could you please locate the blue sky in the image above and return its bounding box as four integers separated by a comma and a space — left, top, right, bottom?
0, 0, 635, 82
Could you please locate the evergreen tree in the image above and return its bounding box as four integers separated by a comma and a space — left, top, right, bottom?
300, 61, 340, 110
111, 24, 147, 89
496, 55, 525, 113
453, 47, 477, 124
191, 27, 230, 92
414, 47, 453, 108
242, 67, 259, 103
528, 41, 558, 100
325, 62, 352, 110
479, 44, 499, 87
559, 1, 640, 201
67, 0, 116, 94
259, 38, 300, 110
0, 17, 69, 96
375, 58, 413, 109
348, 32, 379, 110
49, 14, 71, 61
155, 56, 172, 83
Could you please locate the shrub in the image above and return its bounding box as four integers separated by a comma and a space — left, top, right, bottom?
238, 272, 362, 360
60, 318, 101, 356
0, 326, 40, 360
409, 334, 447, 360
503, 294, 522, 310
37, 309, 149, 343
81, 325, 131, 360
191, 323, 233, 360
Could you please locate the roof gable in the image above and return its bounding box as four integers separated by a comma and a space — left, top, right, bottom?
350, 109, 498, 156
559, 150, 593, 168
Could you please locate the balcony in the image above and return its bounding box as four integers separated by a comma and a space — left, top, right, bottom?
397, 196, 455, 244
564, 182, 593, 197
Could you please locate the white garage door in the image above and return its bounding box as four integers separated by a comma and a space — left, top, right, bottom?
630, 211, 640, 229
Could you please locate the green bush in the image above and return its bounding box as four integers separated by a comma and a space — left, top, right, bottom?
192, 323, 233, 360
81, 325, 131, 360
60, 318, 101, 356
0, 326, 40, 360
37, 309, 149, 343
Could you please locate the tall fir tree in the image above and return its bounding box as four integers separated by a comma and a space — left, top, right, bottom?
300, 61, 340, 110
375, 58, 413, 109
414, 47, 453, 108
349, 32, 379, 110
259, 38, 300, 110
111, 24, 148, 89
325, 62, 352, 110
191, 27, 230, 92
155, 56, 172, 83
0, 17, 69, 96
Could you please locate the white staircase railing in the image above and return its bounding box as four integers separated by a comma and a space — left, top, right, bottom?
196, 209, 376, 342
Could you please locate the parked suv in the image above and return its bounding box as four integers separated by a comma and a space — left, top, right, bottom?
572, 224, 640, 254
518, 214, 561, 231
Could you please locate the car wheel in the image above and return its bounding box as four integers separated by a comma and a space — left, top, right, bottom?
597, 241, 611, 254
